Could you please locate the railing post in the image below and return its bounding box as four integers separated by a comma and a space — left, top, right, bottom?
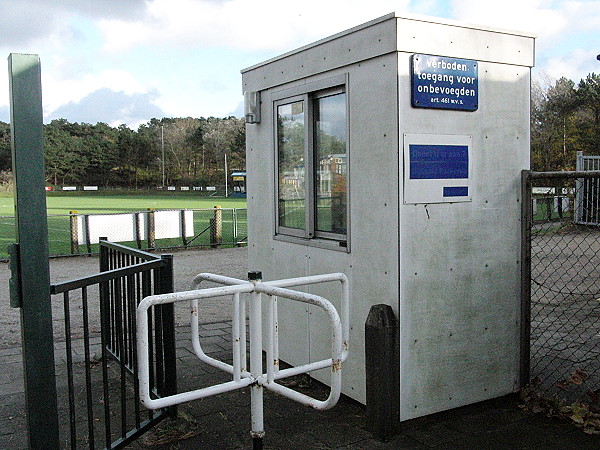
157, 254, 177, 416
520, 170, 532, 388
99, 237, 109, 271
97, 237, 113, 445
248, 271, 264, 449
8, 53, 60, 449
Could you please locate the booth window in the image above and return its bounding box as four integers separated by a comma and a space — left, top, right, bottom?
274, 79, 348, 246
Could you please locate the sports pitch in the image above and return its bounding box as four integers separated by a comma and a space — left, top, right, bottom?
0, 191, 247, 215
0, 192, 247, 259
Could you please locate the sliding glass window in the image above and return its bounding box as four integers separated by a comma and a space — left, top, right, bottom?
274, 77, 348, 245
277, 99, 306, 234
314, 89, 347, 238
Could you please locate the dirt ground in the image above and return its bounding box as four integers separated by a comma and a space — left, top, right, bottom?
0, 246, 248, 349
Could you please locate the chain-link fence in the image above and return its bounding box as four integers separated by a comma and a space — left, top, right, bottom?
524, 171, 600, 406
0, 207, 247, 260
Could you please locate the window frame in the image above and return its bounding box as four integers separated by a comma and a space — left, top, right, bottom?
272, 74, 349, 249
274, 93, 309, 238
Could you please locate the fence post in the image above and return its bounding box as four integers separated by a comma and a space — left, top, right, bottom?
157, 254, 177, 416
180, 209, 188, 247
210, 205, 222, 248
365, 304, 399, 440
8, 53, 60, 448
520, 170, 532, 388
83, 214, 92, 254
135, 212, 142, 249
147, 208, 156, 249
576, 151, 583, 223
555, 180, 563, 219
233, 208, 238, 245
545, 197, 552, 221
70, 210, 79, 254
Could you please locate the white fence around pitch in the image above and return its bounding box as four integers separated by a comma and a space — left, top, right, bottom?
69, 207, 247, 254
0, 207, 248, 260
75, 210, 195, 246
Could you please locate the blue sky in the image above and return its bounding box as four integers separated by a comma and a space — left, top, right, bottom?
1, 0, 599, 128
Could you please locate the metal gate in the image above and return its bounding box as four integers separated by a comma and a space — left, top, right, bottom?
522, 170, 600, 407
136, 271, 349, 448
50, 239, 177, 448
575, 151, 600, 225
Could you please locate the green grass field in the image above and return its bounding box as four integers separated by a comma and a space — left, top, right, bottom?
0, 192, 247, 259
0, 191, 246, 216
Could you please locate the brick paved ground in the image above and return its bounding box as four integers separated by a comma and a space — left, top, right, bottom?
1, 247, 599, 448
1, 322, 599, 449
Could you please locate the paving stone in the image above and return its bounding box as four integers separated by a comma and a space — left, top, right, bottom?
197, 328, 229, 337
0, 347, 21, 357
442, 421, 564, 449
401, 419, 466, 447
200, 322, 232, 330
1, 324, 597, 449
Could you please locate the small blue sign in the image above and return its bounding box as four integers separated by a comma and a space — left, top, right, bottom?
443, 186, 469, 197
412, 54, 478, 111
409, 144, 469, 180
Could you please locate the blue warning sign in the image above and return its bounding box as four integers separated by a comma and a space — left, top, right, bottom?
411, 54, 478, 111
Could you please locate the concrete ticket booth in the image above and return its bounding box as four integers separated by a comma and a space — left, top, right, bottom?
241, 13, 535, 420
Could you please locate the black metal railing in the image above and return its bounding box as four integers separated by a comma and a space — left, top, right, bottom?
522, 170, 600, 407
50, 239, 177, 449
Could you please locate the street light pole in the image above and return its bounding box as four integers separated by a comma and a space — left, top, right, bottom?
161, 125, 165, 188
225, 153, 228, 197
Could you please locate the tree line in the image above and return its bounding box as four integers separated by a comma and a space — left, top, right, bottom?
0, 72, 598, 187
532, 72, 600, 171
0, 116, 245, 188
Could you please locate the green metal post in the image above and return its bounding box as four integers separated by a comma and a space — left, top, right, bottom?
8, 53, 60, 448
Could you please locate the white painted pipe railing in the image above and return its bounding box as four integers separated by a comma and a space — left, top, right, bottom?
136, 271, 349, 444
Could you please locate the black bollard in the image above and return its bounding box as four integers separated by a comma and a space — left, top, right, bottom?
365, 304, 400, 440
253, 436, 263, 450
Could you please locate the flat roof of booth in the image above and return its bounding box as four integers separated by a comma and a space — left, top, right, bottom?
241, 12, 535, 92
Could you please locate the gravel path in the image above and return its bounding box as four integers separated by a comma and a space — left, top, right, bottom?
0, 246, 247, 349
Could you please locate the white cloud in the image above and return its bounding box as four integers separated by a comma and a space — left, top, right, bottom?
98, 0, 409, 53
451, 0, 567, 38
49, 87, 164, 127
562, 1, 600, 30
43, 68, 154, 117
2, 0, 598, 126
451, 0, 600, 83
0, 67, 8, 108
0, 1, 64, 47
0, 0, 148, 49
541, 48, 600, 83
